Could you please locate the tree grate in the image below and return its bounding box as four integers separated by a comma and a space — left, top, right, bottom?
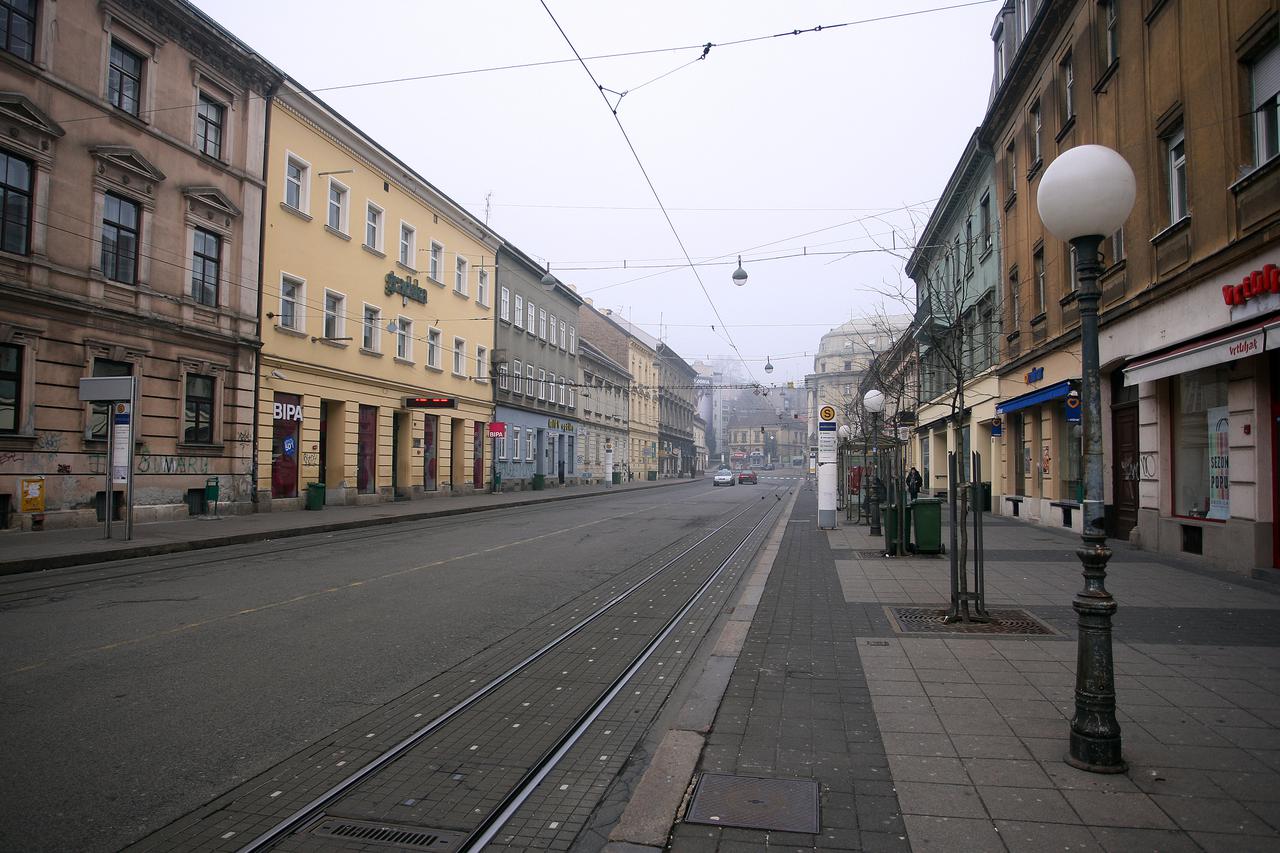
886, 606, 1058, 636
685, 773, 820, 833
309, 816, 464, 850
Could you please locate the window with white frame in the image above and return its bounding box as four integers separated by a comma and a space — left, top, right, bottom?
548, 372, 556, 402
513, 358, 522, 393
497, 426, 506, 460
500, 286, 510, 321
196, 93, 225, 160
1016, 0, 1029, 37
538, 308, 547, 340
1250, 41, 1279, 166
327, 179, 348, 233
365, 202, 383, 251
549, 314, 557, 347
568, 387, 575, 409
396, 316, 412, 359
559, 382, 566, 405
280, 276, 303, 331
509, 425, 519, 460
568, 326, 576, 354
514, 293, 524, 328
453, 337, 466, 375
526, 363, 534, 395
1100, 0, 1118, 68
979, 194, 992, 251
323, 290, 344, 339
995, 26, 1006, 85
1166, 126, 1188, 223
477, 269, 489, 306
559, 321, 566, 350
498, 362, 510, 391
1033, 248, 1046, 314
475, 345, 488, 380
399, 222, 415, 267
362, 304, 381, 351
1068, 245, 1079, 292
285, 154, 309, 211
429, 242, 443, 281
527, 300, 536, 334
455, 256, 468, 295
526, 427, 534, 461
427, 327, 441, 368
1030, 100, 1042, 165
538, 368, 546, 400
1061, 51, 1074, 123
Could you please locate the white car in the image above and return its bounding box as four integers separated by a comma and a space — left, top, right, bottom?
713, 468, 736, 486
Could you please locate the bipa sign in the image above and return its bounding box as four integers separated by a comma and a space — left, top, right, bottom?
273, 402, 303, 421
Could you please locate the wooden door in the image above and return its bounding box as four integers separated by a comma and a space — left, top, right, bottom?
1111, 405, 1139, 539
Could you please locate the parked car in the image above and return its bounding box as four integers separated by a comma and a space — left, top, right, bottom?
763, 462, 775, 470
737, 469, 758, 485
713, 467, 736, 486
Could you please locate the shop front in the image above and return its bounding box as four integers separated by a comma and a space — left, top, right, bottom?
914, 373, 1001, 503
494, 406, 579, 490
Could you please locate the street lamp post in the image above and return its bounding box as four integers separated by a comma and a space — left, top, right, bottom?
863, 389, 885, 536
1037, 144, 1136, 774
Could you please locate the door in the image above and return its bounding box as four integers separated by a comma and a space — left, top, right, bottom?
424, 414, 438, 491
271, 392, 300, 498
357, 404, 377, 494
1111, 405, 1139, 540
318, 403, 328, 486
391, 412, 400, 492
472, 421, 484, 490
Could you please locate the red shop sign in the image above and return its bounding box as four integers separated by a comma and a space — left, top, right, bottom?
1222, 263, 1279, 306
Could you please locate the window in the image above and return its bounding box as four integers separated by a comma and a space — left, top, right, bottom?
1173, 366, 1230, 520
1068, 244, 1079, 292
1063, 418, 1083, 503
453, 337, 466, 375
549, 313, 557, 347
101, 193, 139, 284
0, 342, 20, 433
526, 427, 535, 461
323, 290, 344, 339
477, 269, 489, 306
196, 93, 224, 159
568, 326, 576, 354
498, 362, 510, 391
1166, 127, 1188, 223
0, 0, 35, 62
559, 382, 566, 405
183, 374, 215, 444
1061, 52, 1074, 123
89, 358, 131, 439
513, 358, 522, 393
538, 308, 547, 340
560, 320, 567, 350
280, 276, 302, 330
365, 202, 382, 250
107, 41, 144, 116
527, 300, 536, 334
514, 293, 524, 328
568, 387, 575, 408
995, 26, 1006, 85
979, 194, 991, 253
399, 223, 415, 267
455, 256, 468, 295
964, 218, 974, 273
1100, 0, 1118, 68
429, 242, 443, 281
538, 368, 546, 400
285, 155, 307, 211
497, 425, 506, 460
1030, 100, 1042, 165
191, 228, 220, 306
526, 363, 535, 396
1250, 42, 1279, 166
427, 327, 442, 368
1005, 140, 1017, 196
500, 286, 510, 321
362, 304, 381, 351
549, 372, 556, 401
0, 149, 32, 255
1108, 226, 1126, 265
327, 180, 348, 232
396, 317, 412, 359
1009, 268, 1021, 329
1033, 248, 1046, 313
475, 345, 488, 380
1016, 0, 1030, 36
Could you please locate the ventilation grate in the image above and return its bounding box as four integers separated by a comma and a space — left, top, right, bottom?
686, 773, 819, 833
309, 817, 464, 850
887, 606, 1058, 636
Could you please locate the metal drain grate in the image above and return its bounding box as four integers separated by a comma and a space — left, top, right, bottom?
853, 549, 891, 558
686, 773, 820, 833
886, 606, 1057, 636
310, 817, 464, 850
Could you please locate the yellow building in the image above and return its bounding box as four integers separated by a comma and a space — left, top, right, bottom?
258, 81, 500, 509
577, 301, 658, 478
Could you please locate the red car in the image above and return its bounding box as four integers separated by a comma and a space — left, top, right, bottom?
737, 469, 758, 485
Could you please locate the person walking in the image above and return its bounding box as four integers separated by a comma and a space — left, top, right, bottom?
906, 466, 922, 502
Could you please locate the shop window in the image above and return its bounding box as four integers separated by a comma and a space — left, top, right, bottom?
1173, 366, 1229, 520
1062, 419, 1083, 502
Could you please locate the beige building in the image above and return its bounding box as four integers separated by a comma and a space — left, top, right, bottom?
257, 80, 499, 509
577, 301, 658, 479
0, 0, 280, 529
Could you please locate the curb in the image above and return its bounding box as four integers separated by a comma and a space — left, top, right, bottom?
1, 478, 701, 576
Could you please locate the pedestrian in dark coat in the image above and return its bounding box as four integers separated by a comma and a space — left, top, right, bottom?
906, 467, 922, 502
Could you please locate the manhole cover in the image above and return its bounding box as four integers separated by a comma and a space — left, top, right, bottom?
685, 773, 819, 833
886, 606, 1057, 636
310, 817, 464, 850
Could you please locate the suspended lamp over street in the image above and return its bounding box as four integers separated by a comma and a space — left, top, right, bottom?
764, 356, 774, 374
540, 263, 558, 292
1037, 143, 1136, 774
732, 256, 748, 286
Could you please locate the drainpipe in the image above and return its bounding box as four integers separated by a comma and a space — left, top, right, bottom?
250, 78, 282, 510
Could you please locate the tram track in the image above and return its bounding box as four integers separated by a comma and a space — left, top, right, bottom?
123, 484, 790, 853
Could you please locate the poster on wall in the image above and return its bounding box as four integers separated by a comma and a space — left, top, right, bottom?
1207, 406, 1230, 520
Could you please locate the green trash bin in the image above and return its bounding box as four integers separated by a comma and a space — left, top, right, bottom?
882, 503, 913, 556
612, 471, 622, 485
532, 473, 546, 490
912, 498, 943, 555
980, 481, 992, 512
305, 482, 325, 510
204, 477, 219, 504
647, 470, 657, 481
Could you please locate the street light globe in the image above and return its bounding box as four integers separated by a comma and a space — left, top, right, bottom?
1037, 145, 1136, 241
732, 256, 748, 286
863, 388, 885, 413
838, 425, 851, 440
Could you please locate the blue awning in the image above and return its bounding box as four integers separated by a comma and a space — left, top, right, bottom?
995, 380, 1076, 415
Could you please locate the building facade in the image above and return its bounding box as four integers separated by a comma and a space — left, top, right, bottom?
0, 0, 280, 530
257, 80, 499, 509
657, 343, 697, 477
577, 301, 659, 479
982, 0, 1280, 573
805, 316, 913, 436
577, 338, 630, 485
492, 246, 581, 490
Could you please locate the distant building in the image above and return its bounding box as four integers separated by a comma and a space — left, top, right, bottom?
805, 316, 912, 441
656, 343, 697, 477
577, 338, 630, 485
577, 301, 659, 479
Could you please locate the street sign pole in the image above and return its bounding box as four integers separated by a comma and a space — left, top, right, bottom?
817, 405, 838, 529
79, 376, 137, 541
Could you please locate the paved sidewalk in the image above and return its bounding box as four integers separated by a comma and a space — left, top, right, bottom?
641, 488, 1280, 852
0, 476, 698, 576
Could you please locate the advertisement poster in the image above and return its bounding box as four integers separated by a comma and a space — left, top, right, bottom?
112, 403, 131, 485
1207, 406, 1230, 520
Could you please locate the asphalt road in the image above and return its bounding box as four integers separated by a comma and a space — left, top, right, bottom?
0, 475, 800, 853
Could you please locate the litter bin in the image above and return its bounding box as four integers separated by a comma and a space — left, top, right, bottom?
980, 481, 992, 512
647, 470, 657, 481
305, 482, 325, 510
612, 471, 622, 485
912, 498, 943, 554
882, 503, 913, 556
204, 477, 219, 506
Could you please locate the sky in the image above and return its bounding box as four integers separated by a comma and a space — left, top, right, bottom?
192, 0, 999, 387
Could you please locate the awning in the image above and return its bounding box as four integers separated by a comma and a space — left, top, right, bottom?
995, 380, 1076, 415
1123, 316, 1280, 386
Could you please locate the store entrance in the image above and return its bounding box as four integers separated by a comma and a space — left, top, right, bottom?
1111, 372, 1139, 540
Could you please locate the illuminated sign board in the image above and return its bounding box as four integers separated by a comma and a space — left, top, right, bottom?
405, 396, 456, 408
